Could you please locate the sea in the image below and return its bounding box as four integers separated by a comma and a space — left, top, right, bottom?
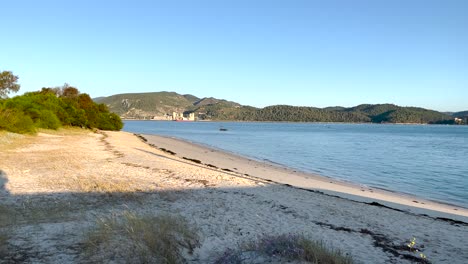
123, 121, 468, 208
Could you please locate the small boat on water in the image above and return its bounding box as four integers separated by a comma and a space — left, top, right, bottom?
219, 128, 228, 131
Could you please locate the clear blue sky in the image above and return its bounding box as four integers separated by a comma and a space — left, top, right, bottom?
1, 0, 467, 111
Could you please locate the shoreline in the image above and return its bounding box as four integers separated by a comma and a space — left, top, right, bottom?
123, 119, 468, 126
124, 119, 461, 125
141, 133, 468, 220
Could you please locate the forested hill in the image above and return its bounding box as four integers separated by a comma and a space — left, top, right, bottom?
95, 92, 456, 124
210, 104, 453, 124
452, 111, 468, 117
94, 92, 199, 118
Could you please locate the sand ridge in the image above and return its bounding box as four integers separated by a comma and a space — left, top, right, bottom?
0, 130, 467, 263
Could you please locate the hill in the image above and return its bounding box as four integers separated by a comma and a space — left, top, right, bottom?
94, 92, 199, 119
342, 104, 451, 123
452, 111, 468, 117
95, 92, 456, 124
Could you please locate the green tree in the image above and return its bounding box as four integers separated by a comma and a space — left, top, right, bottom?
0, 84, 123, 133
0, 71, 20, 98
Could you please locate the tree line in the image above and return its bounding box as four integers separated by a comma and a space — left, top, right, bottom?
0, 71, 123, 133
194, 103, 454, 124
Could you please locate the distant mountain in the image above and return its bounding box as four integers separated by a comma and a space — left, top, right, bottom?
94, 92, 456, 124
193, 97, 240, 107
452, 111, 468, 117
323, 106, 347, 111
342, 104, 451, 124
94, 91, 198, 119
182, 94, 200, 104
207, 104, 451, 124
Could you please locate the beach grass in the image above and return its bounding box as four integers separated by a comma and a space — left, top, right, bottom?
0, 205, 13, 258
39, 174, 142, 196
215, 233, 353, 264
83, 211, 200, 263
0, 127, 90, 152
0, 231, 8, 258
0, 205, 14, 228
36, 127, 91, 135
70, 176, 137, 194
0, 131, 30, 150
0, 199, 78, 227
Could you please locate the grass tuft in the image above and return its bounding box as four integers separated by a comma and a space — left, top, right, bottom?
0, 206, 12, 227
41, 175, 143, 197
0, 205, 13, 258
214, 233, 353, 264
0, 230, 8, 258
83, 211, 200, 264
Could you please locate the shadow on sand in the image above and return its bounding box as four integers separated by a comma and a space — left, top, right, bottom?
1, 164, 467, 264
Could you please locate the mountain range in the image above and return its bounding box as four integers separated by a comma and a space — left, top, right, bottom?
94, 92, 466, 124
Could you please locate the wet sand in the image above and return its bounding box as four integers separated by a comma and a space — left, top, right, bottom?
142, 134, 468, 220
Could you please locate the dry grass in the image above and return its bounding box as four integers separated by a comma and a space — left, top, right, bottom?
0, 206, 10, 257
71, 176, 137, 193
215, 234, 353, 264
36, 127, 92, 136
39, 174, 144, 195
0, 199, 77, 227
0, 128, 89, 150
0, 205, 14, 228
83, 211, 200, 264
0, 230, 8, 258
0, 205, 13, 258
0, 131, 32, 151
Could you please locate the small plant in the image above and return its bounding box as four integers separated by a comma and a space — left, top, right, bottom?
0, 205, 13, 259
0, 231, 8, 257
407, 237, 428, 262
83, 211, 200, 264
214, 233, 353, 264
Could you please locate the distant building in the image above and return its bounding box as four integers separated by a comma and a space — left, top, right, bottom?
151, 114, 172, 120
455, 117, 468, 125
172, 112, 195, 121
186, 112, 194, 121
172, 112, 182, 121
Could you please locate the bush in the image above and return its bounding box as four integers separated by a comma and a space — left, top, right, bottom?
83, 211, 200, 264
36, 109, 61, 129
215, 234, 353, 264
0, 87, 123, 133
0, 108, 35, 134
95, 112, 124, 130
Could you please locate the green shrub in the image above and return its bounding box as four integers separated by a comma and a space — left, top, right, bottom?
36, 109, 61, 129
0, 108, 35, 134
0, 87, 123, 133
95, 112, 123, 130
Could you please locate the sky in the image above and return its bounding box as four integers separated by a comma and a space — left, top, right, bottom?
1, 0, 467, 111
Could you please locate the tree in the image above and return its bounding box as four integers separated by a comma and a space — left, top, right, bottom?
0, 71, 20, 98
61, 83, 79, 99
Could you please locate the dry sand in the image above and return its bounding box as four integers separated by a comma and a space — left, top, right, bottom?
1, 129, 467, 263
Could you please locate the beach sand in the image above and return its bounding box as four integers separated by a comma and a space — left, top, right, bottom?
142, 134, 468, 220
1, 130, 467, 263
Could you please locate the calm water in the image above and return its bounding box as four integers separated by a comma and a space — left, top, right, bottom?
123, 121, 468, 208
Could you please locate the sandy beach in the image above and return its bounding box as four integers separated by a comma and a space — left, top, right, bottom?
142, 134, 468, 220
1, 129, 467, 263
